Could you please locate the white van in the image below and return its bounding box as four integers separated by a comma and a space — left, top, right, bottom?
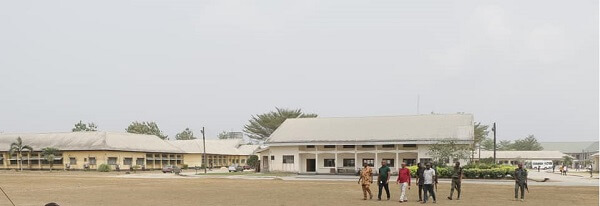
530, 160, 553, 170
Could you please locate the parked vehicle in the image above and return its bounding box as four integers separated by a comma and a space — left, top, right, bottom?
162, 165, 177, 173
530, 160, 553, 170
243, 165, 251, 170
228, 164, 243, 172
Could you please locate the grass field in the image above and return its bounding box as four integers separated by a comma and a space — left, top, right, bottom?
0, 171, 597, 206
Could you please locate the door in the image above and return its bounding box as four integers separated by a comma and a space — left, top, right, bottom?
262, 156, 269, 171
306, 159, 316, 172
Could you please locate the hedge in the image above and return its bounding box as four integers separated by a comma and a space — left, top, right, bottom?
406, 164, 516, 179
97, 164, 111, 172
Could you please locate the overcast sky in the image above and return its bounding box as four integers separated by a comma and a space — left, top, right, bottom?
0, 0, 597, 142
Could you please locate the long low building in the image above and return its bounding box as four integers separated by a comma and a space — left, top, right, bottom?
258, 114, 474, 174
473, 150, 568, 165
0, 132, 258, 170
167, 139, 259, 168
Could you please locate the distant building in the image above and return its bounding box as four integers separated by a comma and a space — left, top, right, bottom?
257, 114, 474, 174
0, 132, 258, 171
540, 141, 599, 167
473, 150, 568, 166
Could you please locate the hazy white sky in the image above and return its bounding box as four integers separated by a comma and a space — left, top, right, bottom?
0, 0, 597, 141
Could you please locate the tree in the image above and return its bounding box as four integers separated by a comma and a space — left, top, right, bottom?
72, 120, 98, 132
246, 155, 259, 168
562, 155, 573, 167
244, 108, 317, 141
126, 121, 167, 139
511, 135, 543, 151
497, 140, 514, 150
481, 138, 494, 151
41, 147, 59, 172
9, 137, 33, 171
175, 128, 195, 140
428, 139, 471, 165
473, 122, 489, 146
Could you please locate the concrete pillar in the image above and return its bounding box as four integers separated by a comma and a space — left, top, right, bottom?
315, 149, 319, 174
375, 146, 379, 169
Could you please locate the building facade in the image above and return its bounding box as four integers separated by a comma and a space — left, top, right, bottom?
0, 132, 258, 171
540, 141, 599, 168
258, 114, 474, 174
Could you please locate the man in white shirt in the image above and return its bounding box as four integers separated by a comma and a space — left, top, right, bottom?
422, 163, 437, 204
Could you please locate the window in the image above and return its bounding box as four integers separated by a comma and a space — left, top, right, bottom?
241, 159, 246, 164
324, 145, 335, 148
343, 159, 355, 167
362, 159, 374, 167
362, 145, 375, 148
136, 158, 144, 165
69, 157, 77, 165
324, 159, 335, 167
342, 145, 355, 148
282, 155, 294, 164
382, 144, 395, 148
123, 158, 133, 166
383, 159, 395, 167
419, 158, 432, 164
271, 156, 275, 161
403, 159, 416, 166
403, 144, 417, 148
89, 157, 97, 165
107, 157, 117, 165
306, 145, 315, 148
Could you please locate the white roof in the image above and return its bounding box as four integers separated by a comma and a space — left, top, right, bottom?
0, 132, 183, 153
475, 150, 568, 160
167, 139, 259, 155
267, 114, 474, 144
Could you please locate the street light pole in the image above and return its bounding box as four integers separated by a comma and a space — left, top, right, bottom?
202, 127, 206, 174
492, 123, 497, 164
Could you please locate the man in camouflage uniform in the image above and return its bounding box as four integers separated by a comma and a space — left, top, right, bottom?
447, 162, 463, 200
358, 163, 373, 200
514, 163, 528, 201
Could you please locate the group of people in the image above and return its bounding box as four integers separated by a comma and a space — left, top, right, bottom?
358, 161, 530, 203
559, 165, 568, 175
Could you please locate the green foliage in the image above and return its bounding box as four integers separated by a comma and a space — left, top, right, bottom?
182, 164, 189, 169
126, 121, 168, 139
218, 131, 243, 139
98, 164, 111, 172
427, 139, 471, 164
511, 135, 543, 151
72, 120, 98, 132
243, 108, 317, 141
9, 137, 34, 171
175, 128, 195, 140
474, 122, 489, 145
435, 167, 452, 178
562, 155, 573, 166
246, 155, 259, 168
41, 147, 59, 171
461, 164, 516, 179
480, 135, 543, 151
408, 165, 418, 177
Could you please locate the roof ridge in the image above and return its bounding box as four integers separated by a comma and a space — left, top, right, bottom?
285, 113, 473, 120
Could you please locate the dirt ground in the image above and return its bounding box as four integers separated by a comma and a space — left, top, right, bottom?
0, 171, 597, 206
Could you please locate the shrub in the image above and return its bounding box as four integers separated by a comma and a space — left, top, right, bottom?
97, 164, 111, 172
408, 165, 418, 177
435, 167, 452, 178
182, 164, 188, 169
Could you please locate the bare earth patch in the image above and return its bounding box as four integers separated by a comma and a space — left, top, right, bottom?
0, 171, 597, 206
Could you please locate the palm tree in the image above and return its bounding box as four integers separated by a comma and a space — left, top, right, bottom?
9, 137, 33, 171
41, 147, 59, 172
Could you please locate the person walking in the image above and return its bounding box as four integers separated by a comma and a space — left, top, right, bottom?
564, 165, 568, 176
358, 163, 373, 200
514, 163, 528, 202
396, 162, 411, 203
447, 162, 463, 200
559, 165, 564, 175
377, 161, 391, 201
415, 163, 425, 202
422, 163, 436, 204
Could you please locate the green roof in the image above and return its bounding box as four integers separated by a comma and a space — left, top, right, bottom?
540, 141, 599, 153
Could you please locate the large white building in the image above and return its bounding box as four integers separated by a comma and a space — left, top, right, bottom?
257, 114, 474, 174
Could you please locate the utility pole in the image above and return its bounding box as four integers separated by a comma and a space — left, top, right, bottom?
202, 127, 207, 174
492, 122, 497, 164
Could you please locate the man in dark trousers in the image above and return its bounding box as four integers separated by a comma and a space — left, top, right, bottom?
422, 162, 437, 204
514, 163, 528, 202
447, 162, 463, 200
415, 163, 425, 202
377, 160, 391, 201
